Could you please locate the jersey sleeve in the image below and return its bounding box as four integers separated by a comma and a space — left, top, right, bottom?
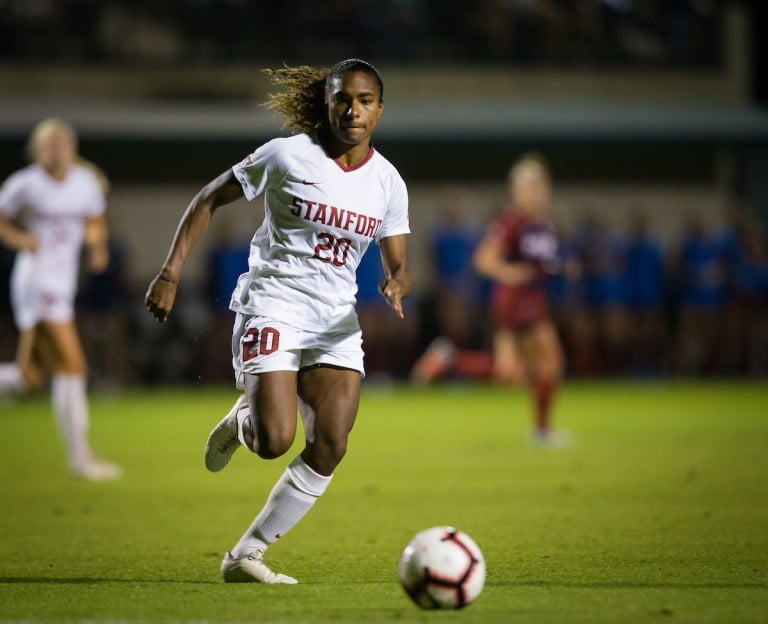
0, 170, 26, 219
231, 138, 286, 201
375, 172, 410, 242
80, 170, 107, 217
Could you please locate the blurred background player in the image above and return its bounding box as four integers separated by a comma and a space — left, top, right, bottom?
0, 117, 122, 480
411, 152, 570, 447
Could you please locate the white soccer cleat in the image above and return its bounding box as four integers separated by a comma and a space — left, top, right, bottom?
204, 394, 246, 472
220, 550, 298, 584
528, 429, 572, 449
70, 458, 123, 481
409, 336, 456, 384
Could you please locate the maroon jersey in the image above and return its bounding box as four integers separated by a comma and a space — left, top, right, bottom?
486, 209, 558, 331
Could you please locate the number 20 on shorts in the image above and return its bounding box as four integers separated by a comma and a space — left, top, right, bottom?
242, 327, 280, 361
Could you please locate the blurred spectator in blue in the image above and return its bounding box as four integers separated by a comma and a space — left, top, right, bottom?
547, 219, 595, 376
206, 219, 250, 316
424, 186, 488, 350
356, 238, 418, 381
576, 213, 630, 374
624, 212, 668, 376
670, 213, 728, 375
720, 197, 768, 376
198, 220, 249, 383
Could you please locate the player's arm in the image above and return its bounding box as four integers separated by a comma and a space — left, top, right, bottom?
378, 234, 410, 319
0, 213, 38, 252
84, 213, 109, 273
472, 234, 535, 286
145, 169, 244, 322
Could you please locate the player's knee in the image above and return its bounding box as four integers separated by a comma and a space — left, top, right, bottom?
254, 429, 294, 459
20, 365, 45, 390
327, 438, 348, 465
492, 363, 525, 386
314, 433, 348, 470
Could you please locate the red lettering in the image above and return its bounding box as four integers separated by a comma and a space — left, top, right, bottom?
259, 327, 280, 354
241, 326, 280, 361
333, 237, 351, 266
242, 328, 259, 362
365, 218, 380, 238
290, 196, 302, 216
303, 200, 316, 220
313, 203, 328, 223
328, 206, 344, 228
354, 214, 368, 234
292, 196, 379, 240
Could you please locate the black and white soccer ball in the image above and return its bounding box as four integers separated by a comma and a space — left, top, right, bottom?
398, 526, 486, 609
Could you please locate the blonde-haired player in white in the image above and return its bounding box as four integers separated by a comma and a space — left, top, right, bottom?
0, 118, 122, 480
146, 59, 410, 583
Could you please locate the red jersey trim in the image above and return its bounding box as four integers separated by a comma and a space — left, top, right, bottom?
334, 145, 375, 172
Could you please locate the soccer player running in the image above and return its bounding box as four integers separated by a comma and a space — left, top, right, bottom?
0, 118, 122, 480
145, 59, 410, 583
473, 152, 568, 446
412, 153, 568, 447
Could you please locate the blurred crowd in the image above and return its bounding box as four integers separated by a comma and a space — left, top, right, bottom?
1, 188, 767, 387
0, 0, 720, 67
407, 193, 768, 381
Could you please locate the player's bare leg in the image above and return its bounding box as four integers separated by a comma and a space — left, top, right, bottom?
221, 367, 359, 583
39, 322, 122, 479
205, 371, 299, 470
0, 328, 44, 394
523, 320, 569, 448
492, 328, 526, 385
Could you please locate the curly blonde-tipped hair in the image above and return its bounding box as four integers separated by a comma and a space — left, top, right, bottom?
263, 59, 384, 135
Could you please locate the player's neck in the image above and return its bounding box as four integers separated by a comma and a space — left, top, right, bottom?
317, 128, 372, 169
41, 163, 71, 181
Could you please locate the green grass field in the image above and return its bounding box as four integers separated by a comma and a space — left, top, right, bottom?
1, 380, 766, 623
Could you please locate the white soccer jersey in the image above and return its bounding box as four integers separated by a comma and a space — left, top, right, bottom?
0, 163, 105, 326
230, 133, 410, 331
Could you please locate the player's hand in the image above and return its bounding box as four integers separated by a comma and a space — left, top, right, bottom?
86, 244, 109, 274
18, 231, 39, 253
145, 272, 179, 322
379, 278, 406, 319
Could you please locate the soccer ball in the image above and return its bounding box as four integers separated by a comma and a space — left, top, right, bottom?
398, 526, 485, 609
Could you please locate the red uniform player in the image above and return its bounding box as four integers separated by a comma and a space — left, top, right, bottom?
412, 152, 569, 447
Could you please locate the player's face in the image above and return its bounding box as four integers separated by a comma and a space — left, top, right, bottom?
35, 125, 76, 179
326, 71, 383, 148
511, 168, 551, 217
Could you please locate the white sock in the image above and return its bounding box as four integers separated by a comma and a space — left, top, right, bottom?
231, 455, 332, 558
51, 374, 91, 467
0, 363, 24, 393
235, 380, 259, 452
236, 404, 256, 451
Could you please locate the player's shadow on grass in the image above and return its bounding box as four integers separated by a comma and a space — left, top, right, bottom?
498, 580, 767, 590
2, 577, 766, 590
0, 577, 216, 584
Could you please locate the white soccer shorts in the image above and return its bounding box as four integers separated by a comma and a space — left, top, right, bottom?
11, 274, 75, 329
231, 313, 365, 388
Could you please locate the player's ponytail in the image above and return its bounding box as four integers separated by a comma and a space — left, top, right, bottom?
263, 65, 328, 134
